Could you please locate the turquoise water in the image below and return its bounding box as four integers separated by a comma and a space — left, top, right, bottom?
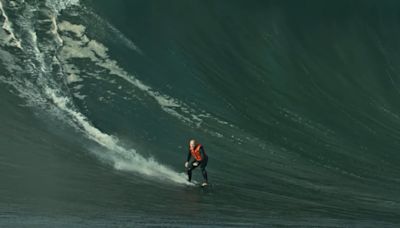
0, 0, 400, 226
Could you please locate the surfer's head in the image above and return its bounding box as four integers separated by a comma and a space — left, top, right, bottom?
189, 139, 196, 149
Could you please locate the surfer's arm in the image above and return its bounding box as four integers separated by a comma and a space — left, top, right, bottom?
186, 149, 192, 162
199, 146, 206, 160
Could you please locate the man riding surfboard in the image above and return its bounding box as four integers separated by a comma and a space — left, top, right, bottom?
185, 139, 208, 187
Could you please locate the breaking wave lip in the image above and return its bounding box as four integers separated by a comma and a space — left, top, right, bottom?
1, 0, 248, 186
0, 0, 192, 186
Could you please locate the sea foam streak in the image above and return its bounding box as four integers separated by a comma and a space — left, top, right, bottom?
45, 86, 190, 185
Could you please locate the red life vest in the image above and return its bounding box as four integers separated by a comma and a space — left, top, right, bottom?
190, 144, 204, 161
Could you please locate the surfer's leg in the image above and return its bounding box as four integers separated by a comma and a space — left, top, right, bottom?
200, 157, 208, 182
187, 161, 198, 182
201, 168, 208, 182
187, 169, 192, 182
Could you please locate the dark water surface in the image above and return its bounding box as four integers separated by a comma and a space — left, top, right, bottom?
0, 0, 400, 227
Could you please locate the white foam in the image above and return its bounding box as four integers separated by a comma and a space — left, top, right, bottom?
73, 92, 85, 100
58, 20, 85, 37
44, 86, 190, 185
0, 0, 22, 49
45, 0, 80, 14
50, 15, 63, 45
57, 20, 204, 125
29, 30, 40, 53
63, 63, 82, 83
66, 73, 81, 83
87, 40, 108, 58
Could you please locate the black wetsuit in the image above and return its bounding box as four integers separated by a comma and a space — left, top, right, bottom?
186, 145, 208, 183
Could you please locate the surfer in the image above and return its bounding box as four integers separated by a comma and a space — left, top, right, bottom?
185, 139, 208, 186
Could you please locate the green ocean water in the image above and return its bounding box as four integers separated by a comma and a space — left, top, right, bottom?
0, 0, 400, 226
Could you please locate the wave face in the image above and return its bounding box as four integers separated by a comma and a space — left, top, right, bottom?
1, 0, 400, 226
